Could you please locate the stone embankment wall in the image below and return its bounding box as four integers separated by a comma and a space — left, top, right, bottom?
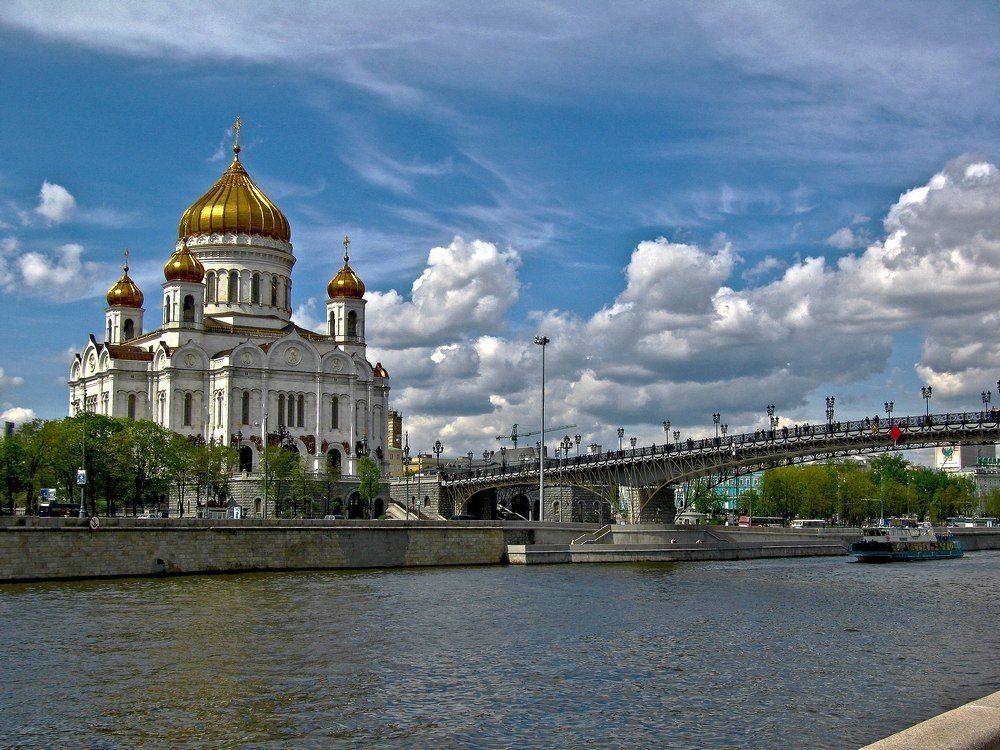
0, 518, 592, 582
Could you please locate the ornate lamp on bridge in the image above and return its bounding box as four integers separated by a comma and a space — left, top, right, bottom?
713, 413, 720, 439
766, 404, 776, 439
921, 386, 932, 422
982, 391, 991, 418
434, 439, 444, 469
673, 429, 680, 449
629, 435, 637, 454
662, 421, 670, 446
826, 396, 835, 428
721, 424, 728, 441
574, 434, 581, 457
884, 400, 894, 425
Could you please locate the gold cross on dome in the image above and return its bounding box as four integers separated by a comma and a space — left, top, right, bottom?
123, 247, 130, 272
343, 235, 351, 262
233, 115, 243, 147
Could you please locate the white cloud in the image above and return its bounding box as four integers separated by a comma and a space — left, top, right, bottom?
0, 368, 24, 392
35, 181, 76, 224
0, 406, 35, 426
370, 155, 1000, 447
366, 236, 521, 347
17, 243, 103, 300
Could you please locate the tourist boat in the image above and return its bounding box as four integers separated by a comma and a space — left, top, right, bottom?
849, 518, 964, 562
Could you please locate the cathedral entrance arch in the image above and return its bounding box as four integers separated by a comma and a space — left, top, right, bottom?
239, 445, 253, 472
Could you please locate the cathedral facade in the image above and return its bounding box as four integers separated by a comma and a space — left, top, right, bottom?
68, 129, 390, 516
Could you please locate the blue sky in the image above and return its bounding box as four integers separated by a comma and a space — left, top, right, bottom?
3, 1, 1000, 461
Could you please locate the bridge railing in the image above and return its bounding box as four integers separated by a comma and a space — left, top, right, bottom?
441, 410, 999, 484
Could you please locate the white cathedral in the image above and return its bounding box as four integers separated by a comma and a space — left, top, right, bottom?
68, 126, 390, 516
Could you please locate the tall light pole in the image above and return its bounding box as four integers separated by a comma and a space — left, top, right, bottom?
434, 440, 444, 469
72, 396, 87, 518
534, 335, 549, 522
403, 431, 411, 520
884, 400, 894, 424
617, 427, 624, 451
574, 434, 581, 457
826, 396, 835, 428
766, 404, 776, 439
673, 429, 680, 449
921, 386, 932, 423
629, 435, 637, 454
713, 413, 720, 439
662, 420, 670, 446
982, 391, 991, 418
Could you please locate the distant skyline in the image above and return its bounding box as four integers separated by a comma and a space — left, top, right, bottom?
2, 2, 1000, 460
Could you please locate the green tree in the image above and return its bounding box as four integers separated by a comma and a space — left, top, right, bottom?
0, 431, 29, 514
358, 455, 381, 519
107, 420, 175, 515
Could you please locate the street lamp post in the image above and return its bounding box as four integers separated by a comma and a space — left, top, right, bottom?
403, 431, 411, 520
617, 427, 624, 451
982, 391, 992, 418
434, 440, 444, 469
884, 400, 894, 424
662, 420, 670, 447
766, 404, 776, 439
921, 386, 932, 423
534, 334, 549, 523
721, 424, 728, 441
629, 435, 637, 454
673, 429, 680, 449
574, 434, 581, 457
500, 445, 507, 472
713, 413, 720, 439
826, 396, 835, 428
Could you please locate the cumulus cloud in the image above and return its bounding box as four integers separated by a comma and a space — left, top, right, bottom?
17, 243, 102, 300
35, 181, 76, 224
0, 406, 35, 426
371, 155, 1000, 448
366, 236, 521, 347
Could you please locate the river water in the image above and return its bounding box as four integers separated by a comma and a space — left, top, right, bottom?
2, 553, 998, 749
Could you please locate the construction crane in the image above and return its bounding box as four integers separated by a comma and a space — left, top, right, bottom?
496, 423, 577, 449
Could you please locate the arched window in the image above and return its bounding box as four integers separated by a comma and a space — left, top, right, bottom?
277, 393, 285, 427
106, 320, 112, 340
327, 449, 342, 476
183, 393, 193, 426
271, 276, 278, 306
328, 311, 336, 336
297, 394, 305, 427
239, 445, 253, 472
127, 394, 136, 420
182, 295, 195, 323
251, 273, 260, 304
206, 271, 217, 303
123, 319, 135, 341
241, 392, 250, 425
330, 396, 339, 429
164, 296, 171, 324
347, 311, 358, 338
228, 271, 239, 303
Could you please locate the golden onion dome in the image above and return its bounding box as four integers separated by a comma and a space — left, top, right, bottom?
373, 362, 389, 379
106, 251, 144, 308
177, 143, 291, 244
327, 235, 366, 299
163, 242, 205, 283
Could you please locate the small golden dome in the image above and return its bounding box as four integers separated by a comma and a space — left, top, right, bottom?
178, 144, 291, 244
163, 242, 205, 283
373, 362, 389, 378
106, 251, 144, 308
327, 235, 366, 299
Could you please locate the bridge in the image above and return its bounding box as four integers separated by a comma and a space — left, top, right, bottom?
439, 411, 1000, 521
